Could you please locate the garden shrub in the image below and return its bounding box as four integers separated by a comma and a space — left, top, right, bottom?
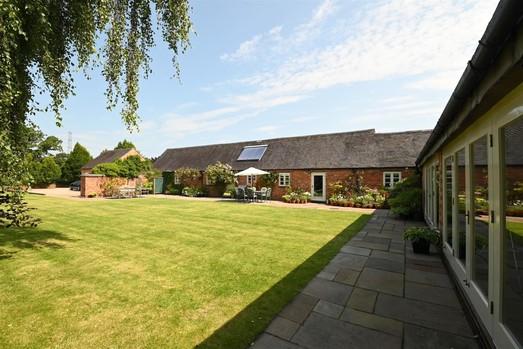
174, 167, 201, 188
388, 173, 423, 219
257, 172, 278, 189
205, 162, 234, 196
99, 177, 126, 197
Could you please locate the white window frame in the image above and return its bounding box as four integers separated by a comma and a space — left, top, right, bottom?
247, 175, 255, 186
383, 172, 401, 188
278, 173, 290, 187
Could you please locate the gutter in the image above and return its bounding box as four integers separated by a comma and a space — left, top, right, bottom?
417, 0, 523, 165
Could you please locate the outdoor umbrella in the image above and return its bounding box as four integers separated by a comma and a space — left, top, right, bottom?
234, 167, 269, 176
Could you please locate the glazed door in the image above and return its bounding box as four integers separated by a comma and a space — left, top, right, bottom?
311, 173, 326, 202
442, 88, 523, 349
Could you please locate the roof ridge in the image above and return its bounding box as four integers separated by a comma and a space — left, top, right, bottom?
163, 129, 381, 151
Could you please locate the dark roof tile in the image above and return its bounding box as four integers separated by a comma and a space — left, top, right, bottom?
153, 129, 431, 172
81, 149, 133, 170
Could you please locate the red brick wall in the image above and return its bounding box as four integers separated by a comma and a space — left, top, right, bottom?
81, 175, 104, 197
81, 175, 138, 198
237, 167, 416, 201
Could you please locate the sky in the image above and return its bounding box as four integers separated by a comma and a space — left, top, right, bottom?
33, 0, 500, 158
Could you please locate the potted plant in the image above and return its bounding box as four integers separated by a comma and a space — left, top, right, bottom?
403, 226, 441, 254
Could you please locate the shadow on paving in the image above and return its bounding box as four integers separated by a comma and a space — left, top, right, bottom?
0, 228, 76, 259
195, 214, 372, 349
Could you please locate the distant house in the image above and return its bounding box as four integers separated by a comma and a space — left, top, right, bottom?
80, 148, 141, 174
417, 2, 523, 348
154, 129, 431, 201
79, 148, 142, 197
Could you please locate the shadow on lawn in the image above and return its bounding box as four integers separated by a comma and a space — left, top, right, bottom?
0, 229, 75, 260
196, 214, 372, 349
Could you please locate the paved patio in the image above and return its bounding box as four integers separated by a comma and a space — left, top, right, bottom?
252, 209, 481, 349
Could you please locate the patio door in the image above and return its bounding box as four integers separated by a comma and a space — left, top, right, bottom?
311, 173, 326, 202
441, 86, 523, 349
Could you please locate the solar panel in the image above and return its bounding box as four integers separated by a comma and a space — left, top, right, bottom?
237, 145, 267, 161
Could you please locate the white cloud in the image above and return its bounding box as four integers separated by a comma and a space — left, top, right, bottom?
373, 101, 436, 112
220, 35, 262, 62
406, 70, 464, 90
291, 115, 324, 123
255, 125, 279, 133
216, 0, 493, 111
290, 0, 339, 45
186, 0, 497, 138
381, 96, 415, 104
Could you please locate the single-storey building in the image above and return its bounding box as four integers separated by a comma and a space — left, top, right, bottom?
80, 148, 142, 197
154, 129, 431, 201
80, 148, 141, 174
417, 1, 523, 348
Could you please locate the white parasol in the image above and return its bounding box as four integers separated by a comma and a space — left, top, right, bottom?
234, 167, 270, 176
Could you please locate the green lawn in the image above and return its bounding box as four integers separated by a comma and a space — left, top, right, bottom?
507, 220, 523, 245
0, 195, 370, 348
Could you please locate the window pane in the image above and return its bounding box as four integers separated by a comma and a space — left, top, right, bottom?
472, 135, 489, 298
279, 174, 289, 187
457, 148, 466, 266
502, 117, 523, 346
237, 146, 267, 161
445, 156, 453, 248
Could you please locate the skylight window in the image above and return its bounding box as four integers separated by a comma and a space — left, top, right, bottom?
237, 145, 267, 161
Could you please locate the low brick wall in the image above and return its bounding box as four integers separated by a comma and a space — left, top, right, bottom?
80, 175, 139, 198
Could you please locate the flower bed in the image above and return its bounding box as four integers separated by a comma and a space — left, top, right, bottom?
282, 187, 311, 204
328, 188, 386, 209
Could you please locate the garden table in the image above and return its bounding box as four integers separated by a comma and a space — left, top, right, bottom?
117, 187, 135, 199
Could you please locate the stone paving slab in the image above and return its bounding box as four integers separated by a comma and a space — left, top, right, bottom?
313, 300, 344, 319
340, 307, 403, 337
317, 269, 337, 281
329, 252, 368, 270
279, 294, 318, 323
366, 231, 404, 240
302, 277, 353, 305
348, 240, 390, 251
365, 256, 405, 273
252, 334, 305, 349
266, 316, 300, 340
340, 245, 371, 256
292, 312, 402, 349
253, 211, 481, 349
356, 267, 404, 296
405, 260, 447, 274
370, 249, 405, 262
403, 323, 480, 349
362, 236, 391, 245
350, 231, 368, 241
405, 281, 461, 308
333, 267, 360, 285
375, 293, 475, 337
405, 268, 453, 288
347, 287, 378, 313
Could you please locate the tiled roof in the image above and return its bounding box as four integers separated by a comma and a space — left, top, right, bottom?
81, 148, 133, 170
153, 129, 432, 172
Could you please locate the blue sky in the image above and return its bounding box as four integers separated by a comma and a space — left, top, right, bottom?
33, 0, 499, 158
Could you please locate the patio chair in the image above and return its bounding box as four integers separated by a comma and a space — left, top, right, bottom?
265, 188, 272, 201
246, 188, 257, 202
236, 187, 247, 202
259, 187, 268, 201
